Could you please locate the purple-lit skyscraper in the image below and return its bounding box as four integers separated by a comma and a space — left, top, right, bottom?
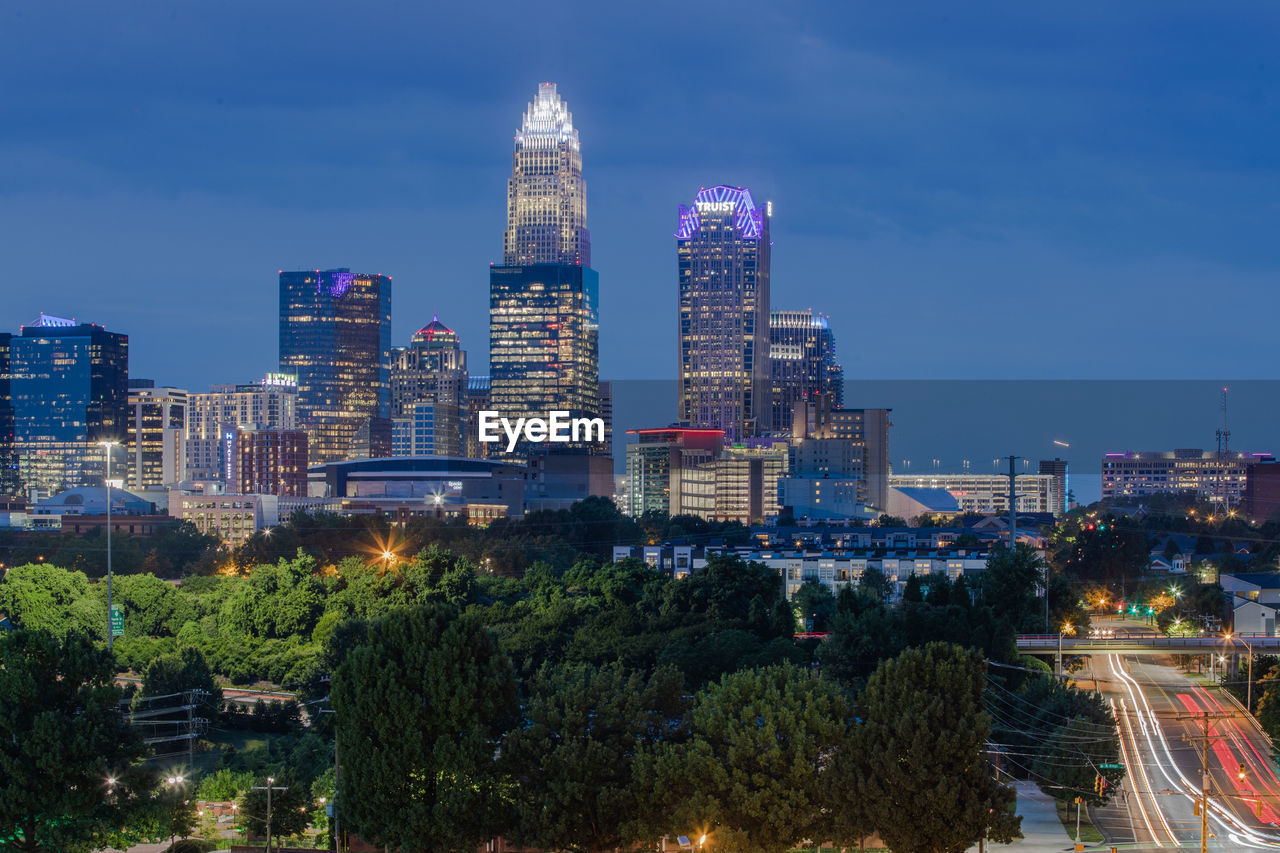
279, 269, 392, 464
677, 186, 772, 441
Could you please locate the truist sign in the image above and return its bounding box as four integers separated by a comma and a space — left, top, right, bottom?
478, 410, 606, 452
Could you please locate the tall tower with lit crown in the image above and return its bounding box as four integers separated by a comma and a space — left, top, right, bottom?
490, 83, 600, 454
503, 82, 590, 267
677, 186, 772, 441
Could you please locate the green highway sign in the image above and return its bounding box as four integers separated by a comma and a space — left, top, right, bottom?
110, 606, 124, 637
1099, 763, 1124, 770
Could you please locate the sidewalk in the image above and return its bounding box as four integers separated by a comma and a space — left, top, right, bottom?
972, 781, 1079, 853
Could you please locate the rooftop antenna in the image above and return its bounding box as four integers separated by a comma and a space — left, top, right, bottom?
1216, 387, 1231, 509
1217, 386, 1231, 455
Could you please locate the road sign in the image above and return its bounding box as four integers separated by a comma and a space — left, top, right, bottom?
1100, 763, 1124, 770
110, 605, 123, 637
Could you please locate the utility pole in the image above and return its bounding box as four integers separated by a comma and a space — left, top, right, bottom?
252, 777, 287, 852
1178, 710, 1232, 853
1005, 455, 1018, 549
97, 439, 120, 652
318, 701, 341, 852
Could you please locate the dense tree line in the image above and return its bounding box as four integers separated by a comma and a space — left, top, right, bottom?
1, 527, 1122, 851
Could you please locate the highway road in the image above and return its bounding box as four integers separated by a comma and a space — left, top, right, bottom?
1090, 651, 1280, 850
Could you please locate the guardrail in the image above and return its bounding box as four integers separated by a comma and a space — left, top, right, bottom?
1016, 634, 1280, 652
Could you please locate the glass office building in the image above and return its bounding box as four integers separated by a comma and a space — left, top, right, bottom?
769, 309, 844, 434
489, 264, 599, 428
489, 83, 600, 453
10, 314, 129, 496
677, 185, 772, 441
0, 332, 18, 497
280, 269, 392, 465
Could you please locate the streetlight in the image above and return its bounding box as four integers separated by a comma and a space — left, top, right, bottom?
1227, 632, 1255, 712
1058, 622, 1074, 675
97, 439, 120, 652
164, 774, 187, 851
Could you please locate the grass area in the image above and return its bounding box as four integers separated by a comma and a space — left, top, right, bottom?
1056, 798, 1104, 844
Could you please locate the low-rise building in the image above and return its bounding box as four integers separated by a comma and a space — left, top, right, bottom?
1101, 449, 1274, 508
611, 541, 993, 602
888, 472, 1061, 515
169, 493, 278, 543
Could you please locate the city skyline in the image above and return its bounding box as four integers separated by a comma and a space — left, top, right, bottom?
6, 3, 1280, 392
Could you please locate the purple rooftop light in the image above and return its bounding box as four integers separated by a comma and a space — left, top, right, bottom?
675, 185, 764, 239
321, 271, 355, 298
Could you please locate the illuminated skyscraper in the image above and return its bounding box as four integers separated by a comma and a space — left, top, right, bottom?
490, 83, 600, 453
127, 380, 187, 490
390, 315, 469, 457
280, 269, 391, 464
503, 82, 590, 267
769, 309, 843, 433
0, 332, 18, 497
677, 186, 772, 441
10, 314, 128, 496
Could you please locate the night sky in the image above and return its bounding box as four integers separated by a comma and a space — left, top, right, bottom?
3, 2, 1278, 391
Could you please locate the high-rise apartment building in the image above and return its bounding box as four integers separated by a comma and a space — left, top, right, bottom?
127, 380, 187, 491
677, 185, 771, 441
490, 84, 600, 452
503, 82, 590, 268
232, 428, 308, 497
792, 397, 892, 510
391, 316, 468, 458
10, 314, 128, 496
186, 373, 298, 481
770, 310, 843, 434
1038, 458, 1069, 515
280, 268, 392, 464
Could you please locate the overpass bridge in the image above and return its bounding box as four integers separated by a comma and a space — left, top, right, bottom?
1016, 632, 1280, 655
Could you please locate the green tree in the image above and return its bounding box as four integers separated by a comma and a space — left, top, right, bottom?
854, 643, 1020, 853
1255, 677, 1280, 742
903, 573, 925, 603
0, 630, 158, 853
1031, 718, 1124, 806
0, 563, 101, 637
981, 544, 1047, 632
331, 605, 518, 853
140, 646, 219, 700
642, 664, 847, 853
790, 580, 836, 632
505, 662, 688, 853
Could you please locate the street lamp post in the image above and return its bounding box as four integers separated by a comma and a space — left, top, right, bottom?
1057, 623, 1073, 676
97, 440, 120, 652
1227, 633, 1254, 713
165, 774, 186, 851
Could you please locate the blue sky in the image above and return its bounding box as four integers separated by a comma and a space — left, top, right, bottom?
3, 2, 1278, 390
